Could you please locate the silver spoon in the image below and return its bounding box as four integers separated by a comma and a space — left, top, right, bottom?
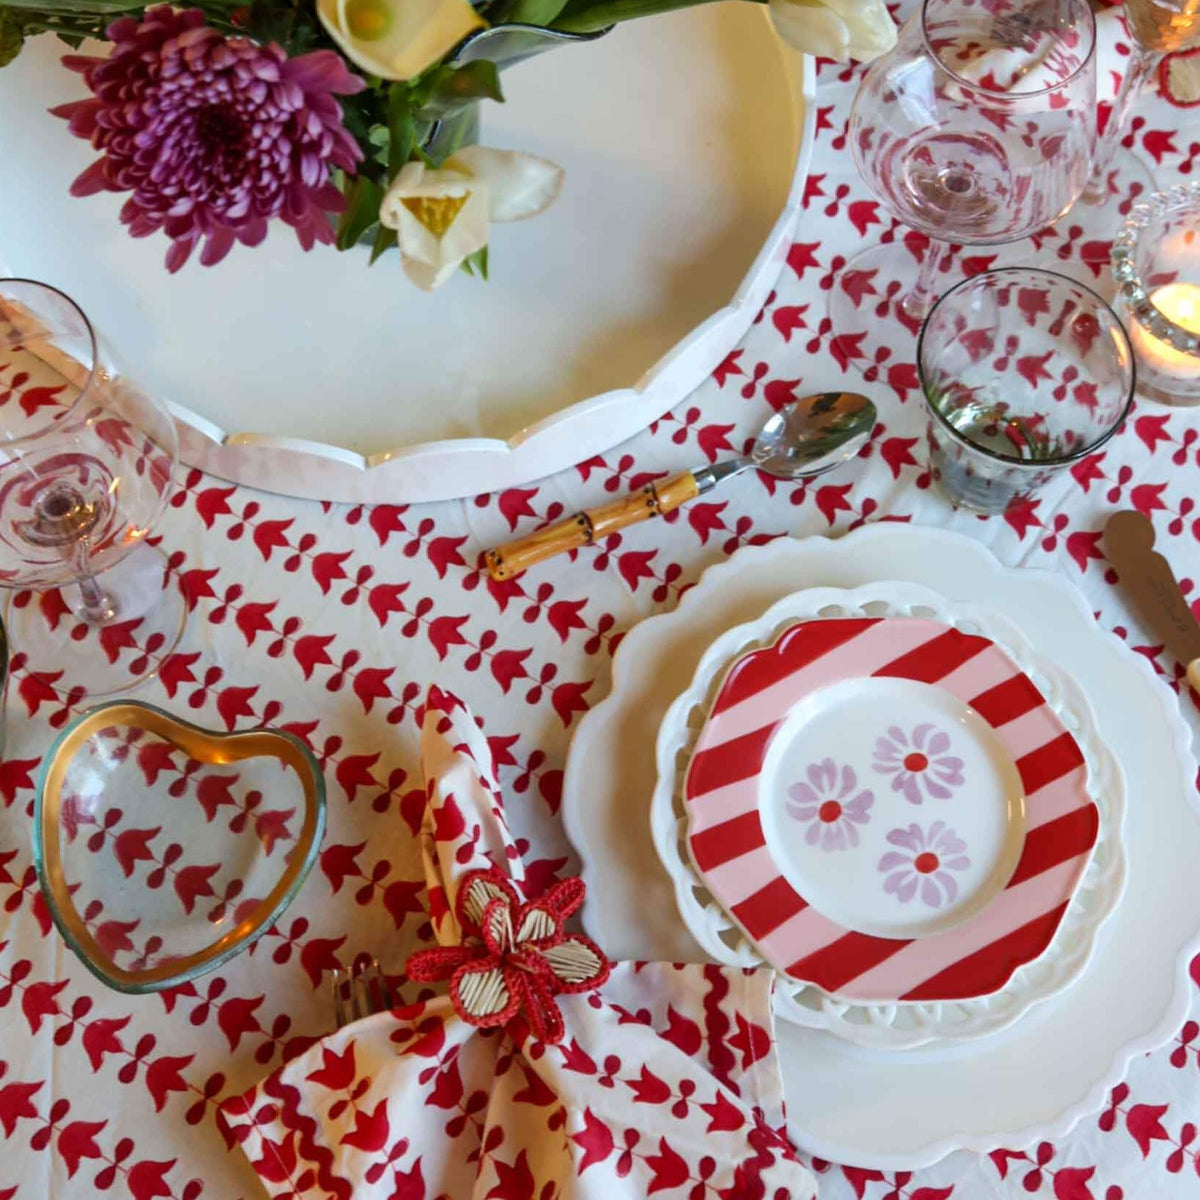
486, 391, 876, 581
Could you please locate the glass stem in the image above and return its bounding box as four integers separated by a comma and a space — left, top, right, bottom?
72, 544, 117, 625
1084, 44, 1162, 203
901, 239, 951, 323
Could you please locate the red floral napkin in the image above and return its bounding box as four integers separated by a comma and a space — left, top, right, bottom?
220, 686, 816, 1199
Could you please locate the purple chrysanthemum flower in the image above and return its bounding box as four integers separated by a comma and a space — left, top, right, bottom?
51, 7, 366, 272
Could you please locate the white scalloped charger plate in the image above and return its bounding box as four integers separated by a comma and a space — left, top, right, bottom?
650, 582, 1125, 1051
0, 11, 814, 503
561, 525, 1200, 1170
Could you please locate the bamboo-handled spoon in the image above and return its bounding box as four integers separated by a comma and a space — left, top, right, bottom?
484, 391, 876, 581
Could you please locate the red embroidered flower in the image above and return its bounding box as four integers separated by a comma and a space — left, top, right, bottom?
406, 868, 609, 1044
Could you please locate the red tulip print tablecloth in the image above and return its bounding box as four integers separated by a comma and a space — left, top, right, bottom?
3, 8, 1200, 1200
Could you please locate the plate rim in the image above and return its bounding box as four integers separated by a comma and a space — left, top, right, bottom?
653, 582, 1124, 1045
562, 526, 1200, 1168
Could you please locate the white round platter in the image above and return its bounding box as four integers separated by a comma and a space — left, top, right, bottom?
0, 12, 814, 504
650, 581, 1125, 1051
561, 525, 1200, 1170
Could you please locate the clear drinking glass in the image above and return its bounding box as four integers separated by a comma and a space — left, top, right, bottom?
918, 268, 1134, 513
1083, 0, 1200, 205
0, 280, 185, 695
836, 0, 1096, 343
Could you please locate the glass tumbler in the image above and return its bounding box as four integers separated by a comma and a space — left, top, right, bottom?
918, 268, 1135, 514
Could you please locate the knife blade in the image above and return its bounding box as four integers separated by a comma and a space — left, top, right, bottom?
1104, 509, 1200, 690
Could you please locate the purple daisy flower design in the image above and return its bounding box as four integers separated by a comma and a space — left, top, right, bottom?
52, 6, 365, 272
878, 821, 970, 908
786, 758, 874, 851
873, 723, 964, 804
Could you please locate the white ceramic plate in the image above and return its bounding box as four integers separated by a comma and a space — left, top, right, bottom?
650, 581, 1125, 1050
0, 12, 813, 503
561, 526, 1200, 1170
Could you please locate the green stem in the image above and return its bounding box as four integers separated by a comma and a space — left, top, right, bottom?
552, 0, 763, 32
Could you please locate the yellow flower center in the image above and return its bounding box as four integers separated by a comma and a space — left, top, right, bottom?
402, 193, 470, 238
344, 0, 393, 41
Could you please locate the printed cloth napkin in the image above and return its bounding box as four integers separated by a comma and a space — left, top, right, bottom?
220, 685, 817, 1200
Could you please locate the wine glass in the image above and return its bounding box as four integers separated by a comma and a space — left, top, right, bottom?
1081, 0, 1200, 206
0, 279, 185, 696
832, 0, 1096, 362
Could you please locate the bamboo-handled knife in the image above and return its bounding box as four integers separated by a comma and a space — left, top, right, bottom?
1104, 509, 1200, 692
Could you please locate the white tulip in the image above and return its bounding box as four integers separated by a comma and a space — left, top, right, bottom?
379, 147, 564, 290
316, 0, 485, 82
769, 0, 897, 63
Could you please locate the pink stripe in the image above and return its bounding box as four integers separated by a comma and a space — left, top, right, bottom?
696, 621, 943, 752
831, 856, 1087, 1001
937, 647, 1020, 707
996, 705, 1074, 763
1024, 764, 1090, 832
756, 902, 847, 965
686, 775, 760, 835
696, 844, 778, 906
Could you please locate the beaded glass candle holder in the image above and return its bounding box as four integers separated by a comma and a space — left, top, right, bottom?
1112, 181, 1200, 405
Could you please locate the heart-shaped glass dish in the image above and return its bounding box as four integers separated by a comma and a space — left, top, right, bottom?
34, 701, 326, 992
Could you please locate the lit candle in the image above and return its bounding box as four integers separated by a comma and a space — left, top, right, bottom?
1128, 282, 1200, 382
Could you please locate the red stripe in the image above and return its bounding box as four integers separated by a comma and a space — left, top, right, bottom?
686, 722, 780, 797
689, 811, 765, 872
1006, 801, 1098, 887
731, 876, 807, 938
899, 902, 1070, 1001
970, 673, 1046, 728
1017, 732, 1085, 795
872, 629, 992, 684
785, 930, 910, 992
710, 618, 880, 714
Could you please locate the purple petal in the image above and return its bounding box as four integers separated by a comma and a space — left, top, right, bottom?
788, 782, 819, 808
920, 878, 942, 908
839, 764, 858, 798
943, 855, 971, 871
804, 822, 822, 846
936, 871, 959, 903
886, 825, 923, 851
924, 779, 953, 800
913, 723, 935, 749
900, 776, 923, 805
888, 725, 908, 746
786, 802, 819, 822
878, 852, 910, 871
927, 730, 951, 756
897, 874, 919, 902
875, 737, 900, 760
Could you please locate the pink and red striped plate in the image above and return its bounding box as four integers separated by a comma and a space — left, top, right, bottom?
683, 617, 1098, 1003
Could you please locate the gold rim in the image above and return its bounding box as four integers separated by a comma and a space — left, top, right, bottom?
38, 703, 324, 990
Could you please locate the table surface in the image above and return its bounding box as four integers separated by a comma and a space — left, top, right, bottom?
3, 8, 1200, 1200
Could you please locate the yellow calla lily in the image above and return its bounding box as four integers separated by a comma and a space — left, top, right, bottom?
316, 0, 486, 81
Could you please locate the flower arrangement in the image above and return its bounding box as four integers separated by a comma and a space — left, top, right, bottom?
0, 0, 896, 287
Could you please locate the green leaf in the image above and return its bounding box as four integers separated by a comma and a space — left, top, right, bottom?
0, 9, 24, 66
369, 224, 398, 265
336, 175, 384, 252
461, 246, 489, 281
386, 83, 415, 181
506, 0, 570, 23
0, 0, 135, 11
418, 60, 503, 119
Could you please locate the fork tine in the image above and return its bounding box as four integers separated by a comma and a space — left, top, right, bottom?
350, 959, 369, 1022
361, 957, 392, 1015
331, 967, 350, 1028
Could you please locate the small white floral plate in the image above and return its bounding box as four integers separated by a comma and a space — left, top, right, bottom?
650, 581, 1126, 1050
